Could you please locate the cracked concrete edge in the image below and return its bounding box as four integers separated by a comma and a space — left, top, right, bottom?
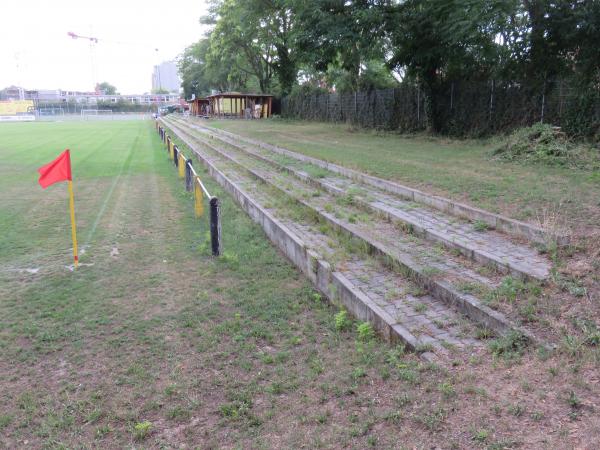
169, 118, 547, 351
160, 119, 429, 357
200, 121, 569, 247
187, 121, 546, 282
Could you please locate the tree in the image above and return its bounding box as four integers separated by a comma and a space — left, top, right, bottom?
254, 0, 302, 96
178, 0, 599, 135
209, 0, 276, 93
295, 0, 392, 92
488, 0, 600, 85
570, 1, 600, 86
385, 0, 516, 130
96, 82, 118, 95
179, 37, 254, 99
179, 40, 210, 99
543, 0, 600, 86
202, 0, 303, 95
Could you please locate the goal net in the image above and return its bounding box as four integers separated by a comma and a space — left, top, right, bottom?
38, 107, 65, 116
81, 109, 113, 119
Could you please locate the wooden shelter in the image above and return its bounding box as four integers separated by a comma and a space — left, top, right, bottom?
188, 97, 210, 117
206, 92, 273, 119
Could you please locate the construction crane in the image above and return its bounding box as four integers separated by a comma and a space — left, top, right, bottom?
67, 31, 98, 43
68, 31, 99, 90
68, 31, 161, 93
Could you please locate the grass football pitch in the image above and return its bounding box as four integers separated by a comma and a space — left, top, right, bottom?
0, 119, 597, 448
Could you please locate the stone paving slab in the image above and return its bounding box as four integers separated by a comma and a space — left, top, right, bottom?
181, 118, 551, 282
174, 120, 499, 291
188, 117, 570, 247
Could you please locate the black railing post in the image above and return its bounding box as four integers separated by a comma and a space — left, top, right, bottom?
173, 145, 179, 166
210, 197, 221, 256
185, 160, 193, 192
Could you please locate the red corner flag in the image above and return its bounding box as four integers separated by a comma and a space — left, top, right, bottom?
38, 149, 72, 189
37, 149, 79, 268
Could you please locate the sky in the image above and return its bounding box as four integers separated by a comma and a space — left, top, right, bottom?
0, 0, 209, 94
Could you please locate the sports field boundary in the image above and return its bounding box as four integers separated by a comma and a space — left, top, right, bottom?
157, 121, 221, 256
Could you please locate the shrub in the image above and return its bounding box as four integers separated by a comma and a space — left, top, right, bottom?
334, 310, 352, 331
562, 93, 600, 140
356, 322, 375, 342
493, 123, 599, 169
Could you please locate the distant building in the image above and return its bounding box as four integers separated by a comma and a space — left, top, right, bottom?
0, 85, 25, 101
1, 86, 180, 106
152, 61, 180, 93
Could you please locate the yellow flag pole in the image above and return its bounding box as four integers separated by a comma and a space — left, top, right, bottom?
68, 180, 79, 268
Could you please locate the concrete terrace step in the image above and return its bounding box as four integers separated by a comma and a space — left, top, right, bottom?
165, 118, 538, 345
181, 117, 552, 282
172, 119, 498, 288
160, 118, 487, 359
193, 117, 569, 247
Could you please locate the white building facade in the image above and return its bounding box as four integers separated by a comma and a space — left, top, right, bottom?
152, 61, 181, 93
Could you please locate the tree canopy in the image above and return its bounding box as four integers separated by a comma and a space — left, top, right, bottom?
178, 0, 599, 101
96, 82, 118, 95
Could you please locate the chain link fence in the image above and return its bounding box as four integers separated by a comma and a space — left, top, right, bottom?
283, 86, 425, 132
36, 102, 154, 114
282, 80, 600, 138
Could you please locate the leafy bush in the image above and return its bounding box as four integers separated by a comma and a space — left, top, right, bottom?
562, 94, 600, 140
334, 310, 352, 331
356, 322, 375, 342
493, 123, 600, 169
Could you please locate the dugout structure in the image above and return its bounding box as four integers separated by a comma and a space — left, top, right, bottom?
202, 92, 273, 119
188, 98, 210, 117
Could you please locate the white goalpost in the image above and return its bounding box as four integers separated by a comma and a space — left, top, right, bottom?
38, 107, 65, 116
81, 109, 113, 120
